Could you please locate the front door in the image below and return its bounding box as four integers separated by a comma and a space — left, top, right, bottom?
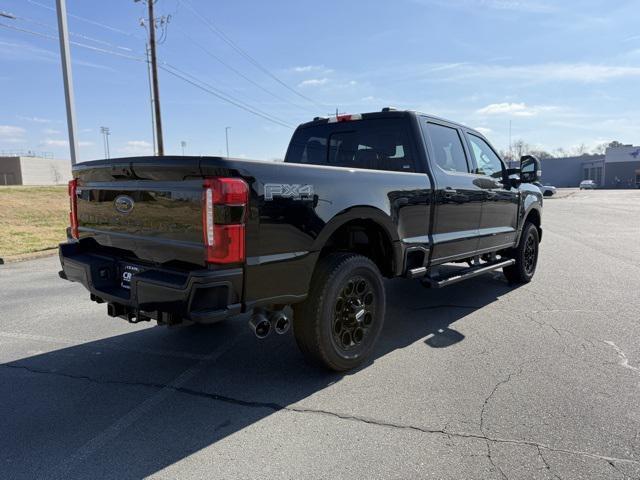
464, 132, 519, 251
422, 120, 484, 263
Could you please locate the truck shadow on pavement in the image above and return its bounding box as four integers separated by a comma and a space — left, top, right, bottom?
0, 273, 519, 479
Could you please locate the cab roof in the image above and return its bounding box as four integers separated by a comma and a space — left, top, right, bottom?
297, 108, 485, 138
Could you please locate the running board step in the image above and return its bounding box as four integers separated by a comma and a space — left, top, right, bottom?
422, 259, 515, 288
407, 267, 428, 279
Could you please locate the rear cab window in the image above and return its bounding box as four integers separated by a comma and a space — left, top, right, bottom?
285, 118, 416, 173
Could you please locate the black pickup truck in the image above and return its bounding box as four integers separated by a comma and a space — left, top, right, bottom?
59, 108, 542, 371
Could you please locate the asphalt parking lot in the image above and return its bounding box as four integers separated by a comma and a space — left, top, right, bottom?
1, 189, 639, 479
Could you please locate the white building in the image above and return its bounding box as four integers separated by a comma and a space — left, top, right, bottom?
0, 155, 72, 185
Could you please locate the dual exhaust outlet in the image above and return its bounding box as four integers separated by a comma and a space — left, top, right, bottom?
249, 309, 290, 339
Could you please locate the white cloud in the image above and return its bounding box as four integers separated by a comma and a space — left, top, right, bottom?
474, 127, 493, 136
118, 140, 153, 156
17, 115, 52, 124
291, 65, 333, 74
476, 102, 558, 117
44, 139, 68, 147
43, 128, 61, 135
479, 0, 555, 12
439, 63, 640, 83
428, 62, 470, 72
43, 139, 93, 147
413, 0, 556, 13
0, 125, 26, 138
298, 78, 329, 87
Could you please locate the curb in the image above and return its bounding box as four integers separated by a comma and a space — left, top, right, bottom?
0, 248, 58, 264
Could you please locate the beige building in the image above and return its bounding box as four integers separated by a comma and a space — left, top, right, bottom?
0, 155, 72, 185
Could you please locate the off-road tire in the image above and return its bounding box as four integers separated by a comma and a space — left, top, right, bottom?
503, 221, 539, 284
293, 253, 386, 372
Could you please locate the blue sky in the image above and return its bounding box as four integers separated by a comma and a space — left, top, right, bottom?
0, 0, 639, 161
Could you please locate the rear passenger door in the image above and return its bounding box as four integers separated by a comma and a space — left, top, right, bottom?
422, 120, 484, 263
464, 132, 519, 251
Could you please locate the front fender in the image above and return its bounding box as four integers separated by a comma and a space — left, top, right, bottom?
516, 185, 543, 245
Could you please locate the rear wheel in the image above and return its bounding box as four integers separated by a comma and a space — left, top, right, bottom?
503, 222, 539, 284
293, 253, 386, 372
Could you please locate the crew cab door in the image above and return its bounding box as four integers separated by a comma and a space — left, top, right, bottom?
421, 120, 484, 263
464, 132, 519, 251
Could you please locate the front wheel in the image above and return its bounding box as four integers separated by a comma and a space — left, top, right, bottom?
293, 253, 386, 372
503, 222, 539, 284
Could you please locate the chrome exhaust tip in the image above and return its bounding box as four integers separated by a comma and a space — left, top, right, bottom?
271, 311, 291, 335
249, 311, 271, 339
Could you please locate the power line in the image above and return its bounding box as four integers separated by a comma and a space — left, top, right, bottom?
10, 11, 137, 52
176, 25, 314, 114
2, 13, 294, 129
26, 0, 143, 39
178, 0, 325, 110
160, 63, 294, 129
0, 22, 146, 62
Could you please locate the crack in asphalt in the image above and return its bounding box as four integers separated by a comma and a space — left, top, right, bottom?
479, 364, 529, 479
607, 459, 625, 480
537, 445, 562, 480
5, 361, 640, 472
604, 341, 640, 375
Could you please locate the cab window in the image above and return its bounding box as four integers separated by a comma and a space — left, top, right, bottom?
424, 123, 470, 174
467, 134, 504, 179
285, 119, 415, 172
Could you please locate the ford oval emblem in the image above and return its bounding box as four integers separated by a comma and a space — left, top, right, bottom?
114, 195, 135, 214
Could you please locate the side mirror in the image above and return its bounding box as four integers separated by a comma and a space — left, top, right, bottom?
520, 155, 541, 183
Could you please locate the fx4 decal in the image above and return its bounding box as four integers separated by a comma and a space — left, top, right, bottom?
264, 183, 314, 201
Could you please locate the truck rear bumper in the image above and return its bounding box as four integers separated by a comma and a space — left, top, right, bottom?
58, 242, 243, 324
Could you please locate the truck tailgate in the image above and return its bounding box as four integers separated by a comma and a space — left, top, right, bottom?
74, 157, 207, 266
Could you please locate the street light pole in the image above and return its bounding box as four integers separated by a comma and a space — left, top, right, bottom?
55, 0, 79, 166
100, 126, 111, 159
225, 126, 231, 157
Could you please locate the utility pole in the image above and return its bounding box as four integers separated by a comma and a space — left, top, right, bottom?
180, 140, 186, 155
137, 0, 164, 156
145, 43, 157, 155
55, 0, 79, 165
225, 127, 231, 157
100, 126, 111, 159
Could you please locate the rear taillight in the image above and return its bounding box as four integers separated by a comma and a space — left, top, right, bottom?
68, 179, 79, 239
202, 177, 249, 264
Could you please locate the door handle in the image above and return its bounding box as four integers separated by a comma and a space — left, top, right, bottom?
443, 187, 457, 199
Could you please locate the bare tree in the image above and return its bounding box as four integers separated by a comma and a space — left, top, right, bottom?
593, 143, 607, 155
512, 139, 529, 159
572, 143, 588, 156
528, 149, 553, 160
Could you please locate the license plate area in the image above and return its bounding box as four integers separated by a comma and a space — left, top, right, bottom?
119, 263, 143, 290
